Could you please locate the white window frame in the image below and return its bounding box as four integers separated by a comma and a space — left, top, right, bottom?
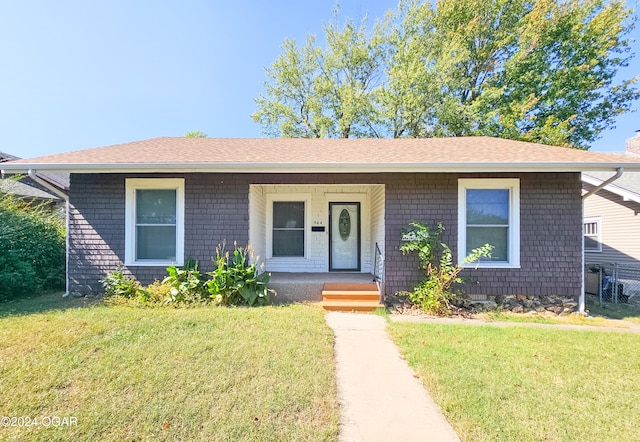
583, 216, 602, 252
125, 178, 185, 266
266, 193, 311, 261
458, 178, 520, 268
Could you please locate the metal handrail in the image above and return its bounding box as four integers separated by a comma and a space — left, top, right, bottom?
373, 242, 385, 304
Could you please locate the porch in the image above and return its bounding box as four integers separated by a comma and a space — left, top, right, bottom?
269, 272, 385, 311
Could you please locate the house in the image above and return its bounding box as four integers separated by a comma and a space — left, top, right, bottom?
3, 136, 640, 310
582, 133, 640, 300
1, 151, 69, 210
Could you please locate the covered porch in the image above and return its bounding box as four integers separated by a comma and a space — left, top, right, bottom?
249, 183, 385, 275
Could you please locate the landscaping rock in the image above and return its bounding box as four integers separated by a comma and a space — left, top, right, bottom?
388, 291, 580, 317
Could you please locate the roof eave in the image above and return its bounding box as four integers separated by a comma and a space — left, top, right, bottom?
3, 161, 640, 174
582, 173, 640, 204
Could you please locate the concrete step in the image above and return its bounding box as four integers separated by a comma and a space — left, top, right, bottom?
323, 282, 378, 292
321, 282, 384, 312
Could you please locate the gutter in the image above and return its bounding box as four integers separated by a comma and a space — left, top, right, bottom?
582, 167, 624, 199
28, 169, 70, 297
579, 167, 624, 314
4, 161, 640, 174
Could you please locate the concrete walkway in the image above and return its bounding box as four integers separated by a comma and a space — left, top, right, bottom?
325, 312, 460, 442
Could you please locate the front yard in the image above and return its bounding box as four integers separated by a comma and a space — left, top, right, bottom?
389, 320, 640, 442
0, 294, 339, 441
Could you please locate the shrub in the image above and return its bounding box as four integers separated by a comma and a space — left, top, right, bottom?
162, 263, 208, 305
99, 243, 271, 308
0, 190, 65, 300
207, 242, 271, 306
139, 280, 172, 304
100, 268, 140, 299
400, 222, 492, 315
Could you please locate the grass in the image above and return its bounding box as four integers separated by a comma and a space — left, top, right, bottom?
479, 310, 628, 328
389, 322, 640, 442
0, 293, 339, 441
586, 295, 640, 325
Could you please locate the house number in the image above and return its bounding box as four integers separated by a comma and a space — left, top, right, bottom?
339, 209, 351, 241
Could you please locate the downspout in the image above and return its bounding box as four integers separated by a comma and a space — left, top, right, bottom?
579, 167, 624, 313
28, 169, 70, 297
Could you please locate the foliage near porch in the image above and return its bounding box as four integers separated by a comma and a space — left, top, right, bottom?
0, 293, 339, 441
389, 321, 640, 442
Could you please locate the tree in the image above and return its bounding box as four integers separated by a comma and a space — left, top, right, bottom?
185, 130, 208, 138
253, 0, 639, 148
253, 15, 385, 138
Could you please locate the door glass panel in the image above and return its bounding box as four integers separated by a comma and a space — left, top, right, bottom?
331, 203, 359, 270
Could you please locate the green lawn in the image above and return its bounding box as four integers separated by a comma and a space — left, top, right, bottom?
389, 321, 640, 442
586, 295, 640, 325
0, 294, 339, 441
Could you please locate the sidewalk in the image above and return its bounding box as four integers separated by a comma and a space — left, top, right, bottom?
325, 312, 460, 442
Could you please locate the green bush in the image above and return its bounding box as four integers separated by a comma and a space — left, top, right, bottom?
139, 280, 172, 304
162, 263, 208, 304
400, 222, 492, 315
0, 190, 65, 300
207, 242, 271, 306
100, 243, 271, 308
100, 268, 140, 299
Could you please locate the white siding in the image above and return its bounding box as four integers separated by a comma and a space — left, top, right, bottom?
253, 184, 384, 273
369, 185, 385, 270
584, 184, 640, 265
248, 185, 267, 268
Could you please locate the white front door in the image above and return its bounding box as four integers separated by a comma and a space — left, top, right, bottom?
329, 203, 360, 271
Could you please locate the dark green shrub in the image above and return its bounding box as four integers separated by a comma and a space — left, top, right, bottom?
0, 191, 65, 300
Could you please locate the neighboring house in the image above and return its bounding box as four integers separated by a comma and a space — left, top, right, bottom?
583, 171, 640, 266
1, 151, 69, 209
582, 134, 640, 299
3, 136, 640, 303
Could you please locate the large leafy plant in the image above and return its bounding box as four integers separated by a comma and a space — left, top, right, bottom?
162, 262, 207, 305
207, 242, 271, 307
400, 222, 492, 315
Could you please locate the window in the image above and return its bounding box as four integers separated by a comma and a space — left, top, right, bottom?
458, 178, 520, 268
584, 217, 601, 252
125, 178, 184, 266
272, 201, 305, 257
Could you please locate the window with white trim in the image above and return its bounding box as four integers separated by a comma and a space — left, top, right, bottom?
125, 178, 185, 266
583, 217, 601, 252
266, 193, 310, 259
272, 201, 305, 257
458, 178, 520, 268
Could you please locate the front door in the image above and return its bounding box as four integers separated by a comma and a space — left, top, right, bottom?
329, 203, 360, 271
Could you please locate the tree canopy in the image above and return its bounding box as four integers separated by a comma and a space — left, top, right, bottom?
252, 0, 639, 149
185, 130, 208, 138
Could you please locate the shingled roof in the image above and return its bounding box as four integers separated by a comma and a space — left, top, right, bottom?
2, 136, 640, 173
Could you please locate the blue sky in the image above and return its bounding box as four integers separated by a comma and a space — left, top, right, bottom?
0, 0, 638, 158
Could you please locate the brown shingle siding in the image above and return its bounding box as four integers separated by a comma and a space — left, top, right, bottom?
384, 172, 582, 299
68, 171, 582, 299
